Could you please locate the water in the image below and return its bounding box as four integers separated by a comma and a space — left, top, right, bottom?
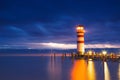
0, 49, 120, 80
0, 56, 119, 80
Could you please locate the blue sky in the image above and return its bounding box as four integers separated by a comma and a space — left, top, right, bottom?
0, 0, 120, 49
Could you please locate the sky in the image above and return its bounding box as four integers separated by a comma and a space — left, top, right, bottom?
0, 0, 120, 49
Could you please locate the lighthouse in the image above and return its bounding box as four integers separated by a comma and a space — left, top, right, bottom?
76, 25, 85, 55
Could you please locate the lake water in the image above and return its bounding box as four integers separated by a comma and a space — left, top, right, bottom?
0, 56, 119, 80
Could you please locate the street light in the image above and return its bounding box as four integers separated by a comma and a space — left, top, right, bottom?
88, 50, 93, 55
102, 50, 107, 55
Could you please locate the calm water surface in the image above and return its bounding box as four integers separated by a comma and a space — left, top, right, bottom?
0, 56, 119, 80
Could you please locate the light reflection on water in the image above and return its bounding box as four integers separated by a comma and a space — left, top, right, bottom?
118, 63, 120, 80
71, 59, 96, 80
104, 62, 110, 80
48, 56, 61, 80
71, 60, 87, 80
87, 60, 96, 80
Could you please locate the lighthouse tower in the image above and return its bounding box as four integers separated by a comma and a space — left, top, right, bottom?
76, 25, 85, 55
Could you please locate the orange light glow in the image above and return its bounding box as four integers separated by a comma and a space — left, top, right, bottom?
71, 60, 96, 80
76, 26, 84, 30
71, 60, 87, 80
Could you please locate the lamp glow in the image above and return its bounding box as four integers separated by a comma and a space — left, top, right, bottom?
88, 50, 93, 55
102, 50, 107, 55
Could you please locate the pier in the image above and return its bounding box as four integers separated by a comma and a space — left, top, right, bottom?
71, 52, 120, 62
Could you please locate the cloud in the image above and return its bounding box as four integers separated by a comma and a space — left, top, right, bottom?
0, 0, 120, 46
0, 26, 28, 37
85, 44, 120, 48
0, 42, 120, 49
39, 42, 76, 49
27, 42, 120, 49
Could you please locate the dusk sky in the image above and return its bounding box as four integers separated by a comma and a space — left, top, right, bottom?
0, 0, 120, 49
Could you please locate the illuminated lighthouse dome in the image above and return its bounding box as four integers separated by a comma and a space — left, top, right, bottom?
76, 25, 85, 33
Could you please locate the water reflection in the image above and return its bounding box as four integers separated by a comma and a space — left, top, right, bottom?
71, 59, 96, 80
71, 59, 87, 80
48, 56, 61, 80
87, 60, 96, 80
118, 63, 120, 80
104, 62, 110, 80
47, 57, 116, 80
